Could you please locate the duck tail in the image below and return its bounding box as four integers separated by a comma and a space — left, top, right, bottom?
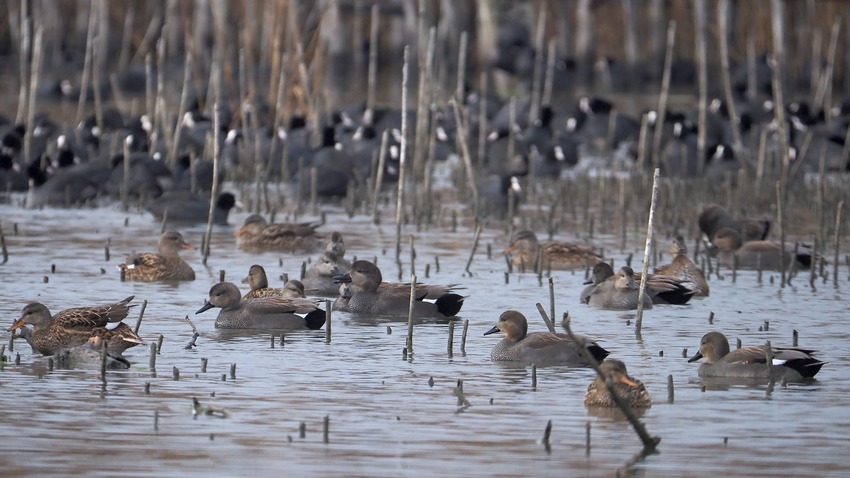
304, 309, 326, 330
588, 343, 611, 362
435, 293, 465, 317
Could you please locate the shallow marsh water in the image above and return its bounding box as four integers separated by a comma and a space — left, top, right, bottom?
1, 190, 849, 477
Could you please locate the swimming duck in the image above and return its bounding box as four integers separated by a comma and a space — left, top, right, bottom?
196, 282, 325, 330
118, 230, 196, 281
483, 310, 609, 366
688, 331, 825, 380
235, 214, 321, 252
653, 235, 710, 296
698, 204, 771, 242
241, 264, 306, 300
146, 191, 237, 225
8, 296, 137, 356
331, 260, 464, 318
303, 251, 348, 296
325, 231, 352, 270
710, 227, 812, 270
584, 359, 652, 408
586, 266, 653, 309
505, 230, 601, 271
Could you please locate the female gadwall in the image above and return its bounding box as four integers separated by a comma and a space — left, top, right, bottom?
653, 235, 709, 296
505, 230, 602, 271
688, 331, 825, 380
241, 264, 305, 300
483, 310, 609, 366
118, 230, 196, 281
711, 227, 812, 270
325, 231, 352, 270
8, 296, 140, 356
331, 260, 464, 318
235, 214, 320, 252
584, 359, 652, 408
303, 251, 348, 296
584, 263, 695, 307
196, 282, 325, 330
698, 204, 771, 242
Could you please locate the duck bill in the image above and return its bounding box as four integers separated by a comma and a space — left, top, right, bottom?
483, 325, 501, 336
196, 301, 215, 314
240, 276, 250, 284
180, 242, 195, 251
332, 273, 352, 284
503, 245, 518, 255
582, 278, 593, 285
687, 351, 704, 363
234, 227, 248, 238
7, 319, 27, 332
617, 376, 640, 388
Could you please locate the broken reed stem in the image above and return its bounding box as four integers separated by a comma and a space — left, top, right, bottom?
636, 169, 661, 332
325, 299, 332, 344
651, 21, 676, 168
461, 319, 469, 353
406, 274, 417, 355
834, 201, 844, 286
365, 4, 379, 123
464, 225, 482, 276
371, 130, 389, 223
134, 299, 148, 334
0, 226, 8, 265
395, 46, 410, 263
149, 342, 157, 371
563, 314, 660, 452
203, 102, 223, 264
776, 181, 786, 287
535, 303, 557, 334
548, 277, 555, 323
447, 320, 455, 357
716, 0, 745, 159
451, 98, 481, 221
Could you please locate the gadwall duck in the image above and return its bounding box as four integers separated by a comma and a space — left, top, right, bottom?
688, 331, 825, 380
325, 231, 352, 270
653, 235, 709, 296
303, 251, 348, 296
331, 260, 464, 318
483, 310, 609, 366
711, 227, 812, 270
584, 359, 652, 408
196, 282, 325, 330
586, 266, 694, 309
235, 214, 320, 252
698, 204, 771, 242
118, 230, 196, 281
146, 191, 237, 225
241, 264, 305, 300
57, 336, 132, 370
8, 296, 139, 356
505, 230, 602, 271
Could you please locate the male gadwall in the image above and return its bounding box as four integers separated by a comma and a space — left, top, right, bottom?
241, 264, 305, 300
710, 227, 812, 270
483, 310, 609, 366
505, 230, 602, 271
586, 266, 694, 309
196, 282, 325, 330
584, 359, 652, 408
118, 230, 196, 281
303, 251, 348, 296
331, 260, 464, 318
235, 214, 320, 252
8, 296, 140, 356
653, 235, 709, 296
688, 331, 825, 380
698, 204, 771, 242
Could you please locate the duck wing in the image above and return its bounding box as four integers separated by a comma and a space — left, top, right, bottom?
247, 297, 319, 314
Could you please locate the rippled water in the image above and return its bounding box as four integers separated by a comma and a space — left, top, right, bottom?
1, 189, 850, 477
